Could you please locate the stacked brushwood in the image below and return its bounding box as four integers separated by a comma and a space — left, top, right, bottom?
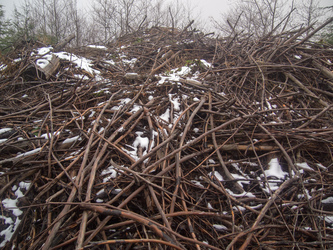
0, 19, 333, 249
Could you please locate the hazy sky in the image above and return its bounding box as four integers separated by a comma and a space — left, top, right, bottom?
1, 0, 332, 23
1, 0, 236, 20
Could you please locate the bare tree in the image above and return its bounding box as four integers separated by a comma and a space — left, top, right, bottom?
67, 0, 85, 46
91, 0, 116, 43
91, 0, 192, 43
294, 0, 326, 36
118, 0, 136, 35
11, 0, 36, 41
213, 0, 293, 38
165, 0, 197, 29
48, 0, 70, 41
27, 0, 76, 43
149, 0, 167, 27
10, 0, 204, 46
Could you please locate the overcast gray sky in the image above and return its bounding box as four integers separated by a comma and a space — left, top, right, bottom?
1, 0, 332, 23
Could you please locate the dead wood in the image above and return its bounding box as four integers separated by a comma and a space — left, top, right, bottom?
1, 24, 333, 250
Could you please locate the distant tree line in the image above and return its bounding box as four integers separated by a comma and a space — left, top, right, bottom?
213, 0, 332, 39
0, 0, 332, 53
0, 0, 199, 52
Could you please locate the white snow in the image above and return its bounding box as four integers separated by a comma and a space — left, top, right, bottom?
160, 108, 170, 122
296, 162, 313, 171
111, 98, 132, 110
297, 189, 312, 200
322, 197, 333, 204
56, 51, 100, 76
122, 147, 140, 161
94, 88, 111, 95
0, 128, 12, 134
87, 45, 107, 50
97, 101, 106, 107
36, 58, 51, 69
226, 189, 256, 198
0, 181, 30, 247
193, 128, 200, 133
98, 127, 105, 134
262, 158, 288, 193
2, 199, 22, 216
62, 135, 81, 144
101, 166, 118, 182
133, 132, 149, 150
0, 217, 21, 247
0, 216, 13, 225
250, 204, 263, 210
19, 181, 31, 190
316, 163, 327, 170
157, 65, 193, 85
36, 46, 53, 55
15, 148, 41, 158
191, 180, 204, 188
122, 58, 137, 68
200, 59, 212, 68
265, 158, 288, 179
325, 216, 333, 223
208, 159, 216, 164
89, 110, 96, 118
242, 161, 258, 167
230, 173, 250, 187
0, 64, 8, 71
208, 171, 223, 181
233, 205, 246, 211
122, 132, 151, 162
34, 46, 101, 78
112, 188, 122, 194
96, 189, 105, 196
74, 74, 89, 80
173, 66, 191, 77
182, 94, 189, 100
130, 104, 141, 113
41, 131, 60, 139
263, 180, 283, 192
169, 94, 181, 111
105, 59, 116, 66
14, 189, 24, 199
213, 224, 228, 231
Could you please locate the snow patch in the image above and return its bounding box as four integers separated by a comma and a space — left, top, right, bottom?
213, 224, 228, 231
62, 135, 81, 144
265, 158, 288, 179
191, 180, 204, 188
87, 45, 107, 50
0, 181, 30, 247
208, 171, 223, 181
0, 128, 12, 135
296, 162, 313, 171
101, 166, 118, 182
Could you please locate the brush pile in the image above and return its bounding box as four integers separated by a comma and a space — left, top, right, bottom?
1, 19, 333, 249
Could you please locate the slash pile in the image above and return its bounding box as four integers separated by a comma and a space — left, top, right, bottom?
0, 21, 333, 249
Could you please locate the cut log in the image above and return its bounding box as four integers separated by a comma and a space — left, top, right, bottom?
37, 54, 60, 80
54, 34, 75, 51
313, 60, 333, 84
